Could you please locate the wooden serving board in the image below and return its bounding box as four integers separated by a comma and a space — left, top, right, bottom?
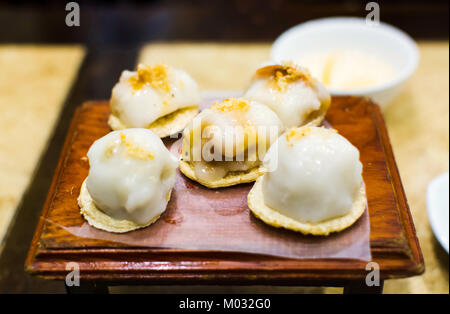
26, 96, 423, 286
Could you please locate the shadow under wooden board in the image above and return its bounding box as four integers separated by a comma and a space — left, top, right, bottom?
26, 96, 423, 288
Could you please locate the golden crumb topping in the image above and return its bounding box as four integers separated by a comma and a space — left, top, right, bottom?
256, 63, 314, 92
285, 127, 312, 145
285, 127, 337, 145
103, 132, 154, 161
210, 98, 253, 128
211, 98, 250, 113
128, 63, 171, 92
102, 142, 116, 160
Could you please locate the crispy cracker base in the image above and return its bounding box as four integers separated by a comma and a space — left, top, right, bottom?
108, 106, 199, 138
248, 176, 367, 236
304, 100, 329, 127
306, 113, 325, 127
78, 179, 164, 233
179, 160, 263, 188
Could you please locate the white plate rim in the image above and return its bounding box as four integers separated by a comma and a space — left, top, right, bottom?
426, 171, 449, 254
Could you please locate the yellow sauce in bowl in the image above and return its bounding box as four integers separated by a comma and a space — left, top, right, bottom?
297, 49, 397, 91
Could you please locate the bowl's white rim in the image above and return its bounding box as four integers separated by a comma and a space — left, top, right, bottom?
426, 172, 449, 254
270, 17, 419, 96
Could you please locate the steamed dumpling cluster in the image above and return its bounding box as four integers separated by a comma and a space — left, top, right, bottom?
79, 60, 365, 236
79, 129, 178, 233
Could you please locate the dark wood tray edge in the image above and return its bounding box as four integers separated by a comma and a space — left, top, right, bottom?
367, 98, 424, 273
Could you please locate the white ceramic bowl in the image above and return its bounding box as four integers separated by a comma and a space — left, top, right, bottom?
271, 17, 419, 107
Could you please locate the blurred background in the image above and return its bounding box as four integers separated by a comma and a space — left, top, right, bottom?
1, 0, 448, 43
0, 0, 448, 294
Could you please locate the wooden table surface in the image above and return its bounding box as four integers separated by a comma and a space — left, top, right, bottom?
0, 45, 85, 247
